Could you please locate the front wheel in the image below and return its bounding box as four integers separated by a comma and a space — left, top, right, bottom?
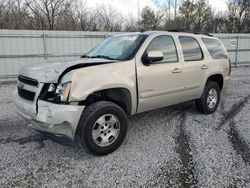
77, 101, 127, 155
195, 81, 220, 114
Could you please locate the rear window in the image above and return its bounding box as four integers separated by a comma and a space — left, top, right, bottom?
179, 36, 203, 61
202, 38, 228, 59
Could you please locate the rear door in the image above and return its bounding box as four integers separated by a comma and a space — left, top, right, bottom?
136, 34, 185, 113
178, 36, 206, 101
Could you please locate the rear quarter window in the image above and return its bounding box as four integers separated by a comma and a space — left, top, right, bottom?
202, 38, 228, 59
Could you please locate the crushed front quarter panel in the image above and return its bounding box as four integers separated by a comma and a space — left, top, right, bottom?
68, 59, 138, 114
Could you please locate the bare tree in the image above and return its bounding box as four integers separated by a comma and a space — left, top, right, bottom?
56, 2, 78, 30
227, 0, 249, 32
124, 14, 139, 32
0, 0, 31, 29
194, 0, 213, 32
95, 5, 124, 32
75, 1, 98, 31
139, 6, 163, 30
211, 12, 229, 33
25, 0, 69, 30
179, 0, 197, 31
0, 0, 248, 33
0, 0, 11, 28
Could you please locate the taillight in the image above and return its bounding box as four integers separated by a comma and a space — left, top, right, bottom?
228, 59, 232, 76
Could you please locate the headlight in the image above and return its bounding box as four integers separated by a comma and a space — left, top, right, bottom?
55, 82, 71, 102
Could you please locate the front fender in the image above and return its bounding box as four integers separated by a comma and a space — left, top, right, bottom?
68, 60, 138, 114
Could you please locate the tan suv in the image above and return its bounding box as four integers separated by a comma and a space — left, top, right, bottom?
14, 31, 231, 155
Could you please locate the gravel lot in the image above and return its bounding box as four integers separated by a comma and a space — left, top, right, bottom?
1, 67, 250, 187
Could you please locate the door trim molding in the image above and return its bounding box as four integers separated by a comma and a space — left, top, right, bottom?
140, 87, 185, 98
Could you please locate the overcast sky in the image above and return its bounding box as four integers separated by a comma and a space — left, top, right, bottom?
85, 0, 228, 16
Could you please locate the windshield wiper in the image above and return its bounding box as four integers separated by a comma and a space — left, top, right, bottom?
88, 55, 115, 60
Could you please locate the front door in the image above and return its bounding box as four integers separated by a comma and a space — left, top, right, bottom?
136, 34, 185, 113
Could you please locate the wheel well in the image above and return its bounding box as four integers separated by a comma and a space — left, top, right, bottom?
207, 74, 223, 90
78, 88, 132, 115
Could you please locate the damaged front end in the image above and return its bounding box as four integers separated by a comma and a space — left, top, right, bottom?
14, 58, 121, 141
14, 74, 84, 141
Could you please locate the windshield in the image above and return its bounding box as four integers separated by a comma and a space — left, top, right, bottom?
85, 34, 147, 60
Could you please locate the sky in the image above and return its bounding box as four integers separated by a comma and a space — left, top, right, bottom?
85, 0, 228, 17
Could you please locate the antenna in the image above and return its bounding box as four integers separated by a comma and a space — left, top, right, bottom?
137, 0, 140, 22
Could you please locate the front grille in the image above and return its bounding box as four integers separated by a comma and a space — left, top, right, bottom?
18, 75, 38, 87
18, 88, 35, 101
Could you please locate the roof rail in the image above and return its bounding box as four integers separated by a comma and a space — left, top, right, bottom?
204, 33, 213, 37
193, 32, 213, 37
167, 29, 213, 37
140, 28, 145, 33
167, 29, 184, 32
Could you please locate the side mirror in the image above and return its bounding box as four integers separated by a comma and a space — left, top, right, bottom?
142, 51, 164, 65
148, 51, 164, 62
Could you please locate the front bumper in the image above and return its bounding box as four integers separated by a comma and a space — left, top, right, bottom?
14, 91, 85, 140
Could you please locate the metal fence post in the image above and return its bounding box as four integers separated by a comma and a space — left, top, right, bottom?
235, 35, 239, 68
42, 33, 48, 59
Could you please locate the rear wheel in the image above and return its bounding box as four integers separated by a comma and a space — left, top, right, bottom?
77, 101, 127, 155
195, 81, 220, 114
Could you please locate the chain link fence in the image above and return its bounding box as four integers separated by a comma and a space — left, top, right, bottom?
0, 30, 249, 80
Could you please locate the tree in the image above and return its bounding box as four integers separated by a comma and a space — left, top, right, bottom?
0, 0, 31, 29
73, 1, 98, 31
94, 5, 124, 32
25, 0, 71, 30
194, 0, 213, 32
227, 0, 250, 32
0, 0, 248, 33
178, 0, 213, 32
139, 6, 163, 30
124, 14, 139, 32
179, 0, 197, 31
55, 2, 78, 30
211, 12, 229, 33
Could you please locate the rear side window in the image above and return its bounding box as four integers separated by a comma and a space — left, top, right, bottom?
146, 35, 178, 63
202, 38, 228, 59
179, 36, 203, 61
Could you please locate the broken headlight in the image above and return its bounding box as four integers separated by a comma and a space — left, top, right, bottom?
55, 82, 72, 102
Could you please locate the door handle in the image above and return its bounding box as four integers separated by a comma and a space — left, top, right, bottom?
172, 68, 182, 73
201, 64, 208, 69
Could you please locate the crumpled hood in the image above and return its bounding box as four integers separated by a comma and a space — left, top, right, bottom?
19, 58, 116, 83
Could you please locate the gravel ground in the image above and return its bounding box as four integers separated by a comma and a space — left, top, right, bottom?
1, 67, 250, 187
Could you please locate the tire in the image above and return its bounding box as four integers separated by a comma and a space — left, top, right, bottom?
195, 81, 220, 114
77, 101, 127, 155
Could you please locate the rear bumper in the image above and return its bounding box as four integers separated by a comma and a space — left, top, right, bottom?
14, 91, 85, 140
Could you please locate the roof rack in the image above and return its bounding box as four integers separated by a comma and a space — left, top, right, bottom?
204, 33, 213, 37
140, 28, 145, 33
167, 29, 184, 32
192, 31, 213, 36
166, 29, 213, 37
141, 29, 214, 37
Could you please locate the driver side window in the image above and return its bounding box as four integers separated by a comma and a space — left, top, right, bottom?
146, 35, 178, 63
